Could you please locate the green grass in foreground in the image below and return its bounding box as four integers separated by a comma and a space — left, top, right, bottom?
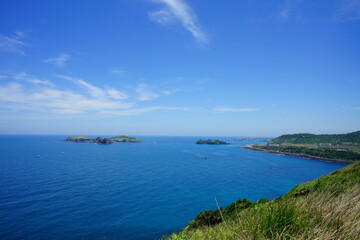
162, 162, 360, 240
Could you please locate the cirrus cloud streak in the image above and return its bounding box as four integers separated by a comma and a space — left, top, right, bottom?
148, 0, 207, 43
213, 106, 259, 113
0, 81, 134, 115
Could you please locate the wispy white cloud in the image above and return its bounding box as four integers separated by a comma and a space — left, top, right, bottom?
213, 107, 259, 113
54, 74, 128, 100
78, 79, 107, 98
148, 0, 207, 43
27, 79, 55, 86
43, 54, 71, 67
162, 90, 172, 95
149, 9, 175, 24
278, 8, 291, 19
276, 0, 302, 21
0, 31, 27, 55
110, 68, 127, 76
333, 0, 360, 21
100, 106, 191, 116
107, 88, 128, 100
136, 83, 160, 101
0, 79, 195, 117
277, 0, 360, 22
0, 72, 209, 118
11, 72, 55, 87
53, 74, 79, 82
0, 75, 9, 80
161, 77, 209, 95
0, 81, 133, 115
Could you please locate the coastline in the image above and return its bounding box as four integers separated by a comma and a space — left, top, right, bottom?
241, 145, 355, 164
165, 162, 360, 239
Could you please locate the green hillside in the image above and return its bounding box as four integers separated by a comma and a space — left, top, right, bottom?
110, 135, 142, 142
163, 162, 360, 240
250, 145, 360, 162
270, 131, 360, 145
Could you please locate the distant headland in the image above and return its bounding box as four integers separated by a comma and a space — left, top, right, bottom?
64, 136, 142, 144
242, 130, 360, 163
235, 138, 273, 142
196, 139, 230, 145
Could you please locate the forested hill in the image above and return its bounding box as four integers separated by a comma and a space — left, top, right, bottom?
270, 131, 360, 145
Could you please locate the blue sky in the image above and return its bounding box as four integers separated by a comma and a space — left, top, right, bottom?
0, 0, 359, 136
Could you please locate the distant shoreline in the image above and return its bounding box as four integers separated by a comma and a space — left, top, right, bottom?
242, 145, 354, 164
235, 138, 273, 142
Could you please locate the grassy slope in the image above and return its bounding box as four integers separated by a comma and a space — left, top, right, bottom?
250, 145, 360, 162
164, 162, 360, 240
110, 135, 142, 142
270, 131, 360, 145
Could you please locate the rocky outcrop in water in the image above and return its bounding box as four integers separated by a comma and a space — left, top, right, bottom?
196, 139, 230, 145
94, 137, 113, 144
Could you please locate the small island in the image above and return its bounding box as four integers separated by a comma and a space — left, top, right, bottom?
65, 135, 142, 144
196, 139, 230, 145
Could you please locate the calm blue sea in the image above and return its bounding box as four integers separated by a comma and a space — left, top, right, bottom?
0, 135, 345, 240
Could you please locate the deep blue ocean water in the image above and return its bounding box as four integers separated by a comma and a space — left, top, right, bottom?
0, 135, 345, 240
